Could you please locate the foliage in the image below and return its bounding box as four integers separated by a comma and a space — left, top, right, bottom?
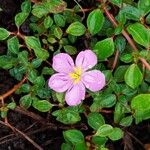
0, 0, 150, 149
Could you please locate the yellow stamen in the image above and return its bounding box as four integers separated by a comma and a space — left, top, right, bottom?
69, 67, 82, 84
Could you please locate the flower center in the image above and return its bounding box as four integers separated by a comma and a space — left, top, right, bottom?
69, 67, 82, 84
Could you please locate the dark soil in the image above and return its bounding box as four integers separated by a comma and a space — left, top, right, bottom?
0, 0, 150, 150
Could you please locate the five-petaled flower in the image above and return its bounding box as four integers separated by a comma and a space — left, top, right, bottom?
48, 50, 105, 106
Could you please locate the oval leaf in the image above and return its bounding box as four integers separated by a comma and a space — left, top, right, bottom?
0, 28, 10, 40
124, 64, 143, 89
87, 9, 104, 35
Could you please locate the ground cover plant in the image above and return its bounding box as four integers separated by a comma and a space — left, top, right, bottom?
0, 0, 150, 149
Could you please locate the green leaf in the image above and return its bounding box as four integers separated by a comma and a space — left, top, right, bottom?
0, 55, 17, 69
111, 0, 122, 7
15, 12, 29, 28
120, 53, 133, 63
7, 36, 19, 54
127, 23, 150, 48
96, 124, 113, 137
21, 0, 31, 13
87, 112, 105, 130
20, 94, 32, 109
25, 36, 49, 60
54, 14, 66, 27
63, 130, 84, 144
120, 116, 133, 127
124, 64, 143, 89
92, 136, 107, 146
66, 22, 86, 36
32, 99, 53, 112
63, 45, 77, 55
32, 0, 67, 18
114, 36, 126, 53
42, 67, 54, 75
121, 5, 142, 21
108, 128, 124, 141
54, 26, 63, 39
61, 143, 72, 150
44, 16, 53, 29
131, 94, 150, 123
114, 65, 129, 82
0, 28, 10, 40
7, 102, 16, 110
18, 51, 29, 67
138, 0, 150, 15
52, 108, 81, 124
87, 9, 104, 35
55, 92, 65, 104
94, 38, 115, 60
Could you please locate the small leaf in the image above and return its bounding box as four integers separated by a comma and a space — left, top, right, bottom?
54, 26, 63, 39
120, 116, 133, 127
127, 23, 150, 48
21, 0, 31, 13
108, 128, 124, 141
111, 0, 122, 7
15, 12, 29, 28
96, 124, 113, 137
0, 55, 17, 69
131, 94, 150, 123
63, 45, 77, 55
92, 136, 107, 146
20, 94, 32, 109
7, 102, 16, 110
0, 28, 10, 40
94, 38, 115, 60
87, 112, 105, 130
138, 0, 150, 15
44, 16, 53, 29
87, 9, 104, 35
7, 36, 19, 54
66, 21, 86, 36
124, 64, 143, 89
63, 130, 84, 144
32, 99, 53, 112
54, 14, 66, 27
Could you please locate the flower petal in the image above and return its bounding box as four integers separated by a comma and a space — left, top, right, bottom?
65, 82, 85, 106
52, 53, 74, 73
48, 73, 72, 92
75, 50, 97, 71
82, 70, 105, 92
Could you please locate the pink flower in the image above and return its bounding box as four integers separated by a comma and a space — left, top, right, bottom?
48, 50, 105, 106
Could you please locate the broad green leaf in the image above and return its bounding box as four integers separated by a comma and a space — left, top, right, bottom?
32, 0, 67, 18
21, 0, 31, 12
0, 28, 10, 40
124, 64, 143, 89
42, 67, 54, 75
120, 53, 133, 63
61, 143, 72, 150
108, 128, 124, 141
94, 38, 115, 60
114, 65, 129, 82
63, 130, 84, 144
121, 5, 142, 21
20, 94, 32, 109
138, 0, 150, 15
63, 45, 77, 55
25, 36, 49, 60
120, 116, 133, 126
52, 108, 81, 124
127, 23, 150, 48
7, 102, 16, 110
15, 12, 29, 28
54, 27, 63, 39
54, 14, 66, 27
96, 124, 113, 137
32, 100, 53, 112
66, 22, 86, 36
74, 142, 87, 150
44, 16, 53, 29
114, 36, 126, 53
131, 94, 150, 123
7, 36, 19, 54
87, 112, 105, 130
111, 0, 122, 7
87, 9, 104, 35
92, 136, 107, 146
55, 92, 65, 104
18, 51, 29, 67
31, 58, 42, 68
0, 55, 17, 69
